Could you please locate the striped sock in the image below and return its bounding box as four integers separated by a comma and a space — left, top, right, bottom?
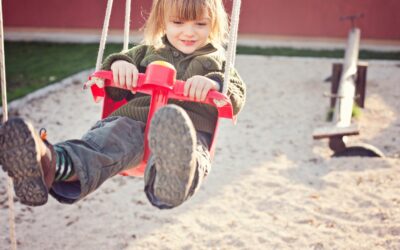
54, 145, 75, 181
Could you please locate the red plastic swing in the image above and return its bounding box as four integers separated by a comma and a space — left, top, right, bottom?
89, 61, 235, 177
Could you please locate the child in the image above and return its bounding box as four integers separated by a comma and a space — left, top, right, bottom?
0, 0, 246, 209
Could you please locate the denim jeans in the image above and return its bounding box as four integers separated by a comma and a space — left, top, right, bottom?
50, 116, 211, 208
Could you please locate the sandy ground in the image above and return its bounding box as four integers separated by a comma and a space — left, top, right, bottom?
1, 55, 400, 250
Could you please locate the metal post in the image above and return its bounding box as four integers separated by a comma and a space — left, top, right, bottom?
332, 28, 360, 127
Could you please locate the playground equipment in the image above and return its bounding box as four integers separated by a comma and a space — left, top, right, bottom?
89, 61, 235, 176
313, 14, 384, 157
87, 0, 242, 176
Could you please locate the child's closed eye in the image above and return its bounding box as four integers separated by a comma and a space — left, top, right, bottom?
172, 20, 183, 25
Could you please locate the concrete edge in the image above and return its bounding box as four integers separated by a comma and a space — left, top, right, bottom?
4, 28, 400, 52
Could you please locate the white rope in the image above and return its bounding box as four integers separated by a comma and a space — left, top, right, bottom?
123, 0, 132, 51
0, 0, 17, 249
0, 5, 7, 122
95, 0, 114, 71
223, 0, 242, 95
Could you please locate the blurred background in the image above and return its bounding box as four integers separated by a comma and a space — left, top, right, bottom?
3, 0, 400, 44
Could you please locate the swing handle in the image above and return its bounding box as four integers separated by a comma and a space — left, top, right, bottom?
88, 61, 234, 119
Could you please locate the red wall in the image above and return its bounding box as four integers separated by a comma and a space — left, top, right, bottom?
3, 0, 400, 40
238, 0, 400, 39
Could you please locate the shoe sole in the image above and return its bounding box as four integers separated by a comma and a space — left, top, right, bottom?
0, 118, 48, 206
149, 105, 196, 207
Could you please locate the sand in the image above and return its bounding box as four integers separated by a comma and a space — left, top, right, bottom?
1, 55, 399, 249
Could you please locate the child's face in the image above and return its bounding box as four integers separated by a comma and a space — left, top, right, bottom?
165, 11, 211, 54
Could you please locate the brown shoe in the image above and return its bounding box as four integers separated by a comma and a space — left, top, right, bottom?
0, 118, 56, 206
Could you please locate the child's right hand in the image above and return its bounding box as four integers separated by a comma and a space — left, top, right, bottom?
110, 60, 139, 91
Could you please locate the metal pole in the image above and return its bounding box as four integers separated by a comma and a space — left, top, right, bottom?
333, 28, 360, 127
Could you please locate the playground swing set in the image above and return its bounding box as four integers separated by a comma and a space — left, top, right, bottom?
1, 0, 242, 249
87, 0, 242, 176
312, 14, 384, 158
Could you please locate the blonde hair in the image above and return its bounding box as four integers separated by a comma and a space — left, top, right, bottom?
143, 0, 228, 49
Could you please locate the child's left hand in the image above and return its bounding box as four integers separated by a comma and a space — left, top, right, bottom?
184, 75, 219, 101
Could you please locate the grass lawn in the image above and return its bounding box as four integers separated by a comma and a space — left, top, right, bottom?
3, 42, 123, 101
1, 42, 400, 102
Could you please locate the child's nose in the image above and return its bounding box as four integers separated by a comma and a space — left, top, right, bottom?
183, 25, 195, 37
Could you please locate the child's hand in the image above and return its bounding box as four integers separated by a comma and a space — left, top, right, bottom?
110, 60, 139, 92
184, 75, 219, 101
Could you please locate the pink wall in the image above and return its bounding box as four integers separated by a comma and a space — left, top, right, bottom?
3, 0, 400, 40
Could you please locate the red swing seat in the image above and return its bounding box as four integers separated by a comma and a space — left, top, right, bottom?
89, 61, 235, 177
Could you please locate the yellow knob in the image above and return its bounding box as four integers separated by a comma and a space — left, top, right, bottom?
150, 60, 175, 70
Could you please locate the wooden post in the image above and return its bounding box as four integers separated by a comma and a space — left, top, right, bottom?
330, 63, 342, 109
355, 62, 368, 108
330, 62, 367, 109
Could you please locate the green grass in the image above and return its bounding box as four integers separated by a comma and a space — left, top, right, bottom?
1, 42, 400, 103
2, 42, 123, 101
236, 46, 400, 60
326, 103, 363, 122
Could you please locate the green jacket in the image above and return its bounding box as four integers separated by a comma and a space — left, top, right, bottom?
102, 38, 246, 134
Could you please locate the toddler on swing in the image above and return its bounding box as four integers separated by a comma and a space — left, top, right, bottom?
0, 0, 246, 209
